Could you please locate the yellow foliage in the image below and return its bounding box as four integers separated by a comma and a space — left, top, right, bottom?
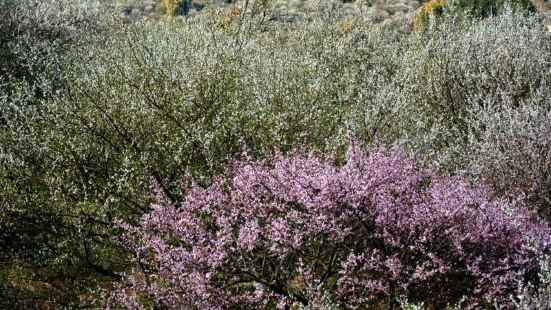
219, 7, 242, 29
413, 0, 446, 29
340, 20, 356, 35
161, 0, 182, 17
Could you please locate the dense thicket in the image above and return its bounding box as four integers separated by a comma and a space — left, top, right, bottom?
0, 0, 549, 308
110, 140, 551, 309
0, 0, 114, 307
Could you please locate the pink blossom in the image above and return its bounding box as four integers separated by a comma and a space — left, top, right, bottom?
109, 139, 551, 308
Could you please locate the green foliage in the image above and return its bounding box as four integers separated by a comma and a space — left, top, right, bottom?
414, 0, 446, 28
398, 12, 551, 219
162, 0, 192, 16
452, 0, 535, 18
414, 0, 536, 30
0, 0, 117, 307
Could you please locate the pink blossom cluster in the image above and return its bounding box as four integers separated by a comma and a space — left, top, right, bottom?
111, 140, 551, 309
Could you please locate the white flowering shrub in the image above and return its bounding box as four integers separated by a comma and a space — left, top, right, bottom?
396, 12, 551, 219
512, 251, 551, 309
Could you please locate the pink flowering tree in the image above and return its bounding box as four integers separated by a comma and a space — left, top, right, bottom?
110, 140, 551, 309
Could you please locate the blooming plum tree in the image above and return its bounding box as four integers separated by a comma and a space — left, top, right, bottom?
110, 140, 551, 309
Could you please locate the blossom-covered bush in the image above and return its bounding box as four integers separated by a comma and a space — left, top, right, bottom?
398, 11, 551, 219
111, 140, 551, 309
2, 2, 550, 307
412, 0, 535, 29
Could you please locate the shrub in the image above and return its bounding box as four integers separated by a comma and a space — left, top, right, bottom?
397, 11, 551, 219
2, 4, 550, 307
413, 0, 536, 30
0, 0, 108, 94
413, 0, 446, 28
110, 139, 551, 309
469, 104, 551, 220
513, 255, 551, 309
452, 0, 535, 18
0, 5, 404, 307
161, 0, 189, 16
0, 0, 115, 308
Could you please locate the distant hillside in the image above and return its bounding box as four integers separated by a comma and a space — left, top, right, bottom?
108, 0, 420, 25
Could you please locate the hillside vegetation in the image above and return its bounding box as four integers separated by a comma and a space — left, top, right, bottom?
1, 0, 550, 308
